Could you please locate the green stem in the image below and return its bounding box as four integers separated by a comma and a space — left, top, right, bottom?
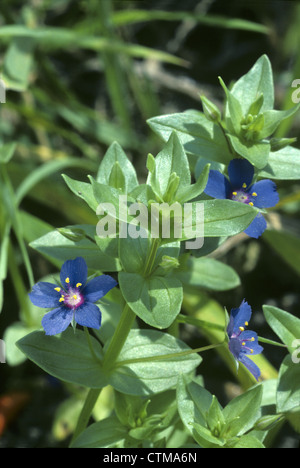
258, 336, 288, 348
101, 302, 136, 371
176, 313, 225, 332
84, 327, 102, 362
114, 342, 225, 369
72, 237, 161, 440
218, 121, 235, 156
70, 388, 101, 446
143, 238, 161, 277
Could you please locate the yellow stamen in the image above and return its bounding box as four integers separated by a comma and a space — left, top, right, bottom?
239, 326, 245, 332
65, 277, 70, 284
242, 342, 246, 346
73, 295, 78, 300
250, 349, 254, 354
76, 283, 82, 288
245, 321, 248, 326
232, 191, 237, 196
250, 337, 255, 342
59, 296, 65, 303
249, 202, 254, 206
252, 192, 257, 197
54, 287, 61, 292
242, 183, 247, 188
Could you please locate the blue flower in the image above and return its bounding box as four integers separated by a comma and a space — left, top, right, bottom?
204, 158, 279, 238
227, 300, 263, 381
29, 257, 117, 336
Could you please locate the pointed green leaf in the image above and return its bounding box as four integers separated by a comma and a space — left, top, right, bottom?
222, 385, 263, 437
118, 272, 183, 329
259, 105, 300, 139
17, 329, 108, 388
147, 110, 232, 166
230, 55, 274, 115
263, 305, 300, 352
109, 329, 201, 396
227, 134, 270, 169
97, 141, 138, 192
259, 146, 300, 179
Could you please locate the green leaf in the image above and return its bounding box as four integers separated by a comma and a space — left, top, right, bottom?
259, 146, 300, 179
17, 328, 108, 389
70, 416, 128, 448
0, 142, 17, 164
227, 134, 270, 169
97, 141, 138, 193
147, 110, 232, 166
118, 235, 149, 274
4, 322, 37, 366
200, 95, 221, 123
176, 375, 223, 447
263, 305, 300, 352
147, 132, 191, 202
113, 9, 270, 35
219, 76, 243, 135
259, 105, 300, 139
192, 422, 225, 447
185, 199, 257, 240
228, 434, 265, 448
176, 164, 210, 203
277, 355, 300, 414
2, 36, 35, 91
62, 174, 99, 212
222, 384, 263, 437
118, 272, 183, 329
0, 26, 186, 66
175, 256, 240, 291
230, 55, 274, 115
109, 329, 201, 396
30, 227, 120, 272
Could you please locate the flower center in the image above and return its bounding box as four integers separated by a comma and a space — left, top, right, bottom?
59, 287, 84, 309
230, 189, 250, 204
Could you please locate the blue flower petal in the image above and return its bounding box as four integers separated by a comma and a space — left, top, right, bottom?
60, 257, 88, 288
75, 302, 102, 329
228, 159, 254, 189
41, 306, 73, 335
250, 180, 279, 209
29, 282, 61, 308
230, 300, 252, 334
83, 275, 117, 303
239, 331, 264, 355
204, 170, 231, 199
239, 353, 261, 381
244, 213, 267, 238
228, 337, 242, 360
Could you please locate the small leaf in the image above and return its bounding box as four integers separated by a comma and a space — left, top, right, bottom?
263, 305, 300, 352
227, 134, 270, 169
147, 110, 232, 166
17, 329, 108, 389
230, 55, 274, 115
109, 329, 201, 396
222, 384, 263, 437
277, 355, 300, 414
70, 416, 128, 448
118, 271, 183, 329
97, 141, 138, 192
